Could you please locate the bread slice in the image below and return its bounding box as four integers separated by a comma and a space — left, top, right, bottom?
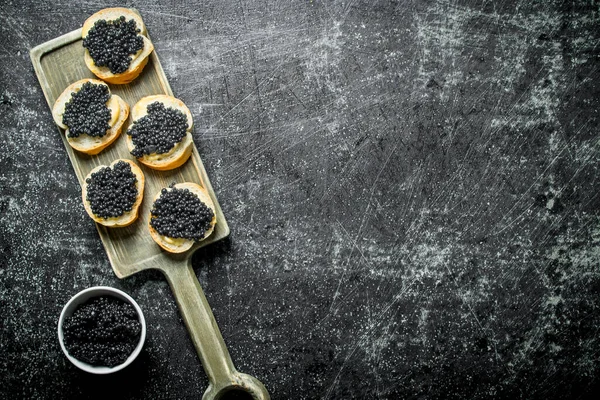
148, 182, 216, 253
82, 8, 154, 84
126, 95, 194, 171
82, 159, 145, 227
52, 78, 129, 155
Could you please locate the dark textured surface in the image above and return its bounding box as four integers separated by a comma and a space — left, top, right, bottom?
1, 1, 599, 399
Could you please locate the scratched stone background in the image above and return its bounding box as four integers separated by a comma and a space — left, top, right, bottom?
1, 0, 599, 399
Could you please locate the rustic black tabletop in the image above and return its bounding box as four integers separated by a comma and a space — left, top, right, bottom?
1, 1, 599, 399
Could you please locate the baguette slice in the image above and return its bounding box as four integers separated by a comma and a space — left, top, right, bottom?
52, 79, 129, 155
82, 159, 145, 227
148, 182, 216, 253
126, 95, 194, 171
82, 8, 154, 84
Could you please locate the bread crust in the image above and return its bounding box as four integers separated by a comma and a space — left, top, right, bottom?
126, 95, 194, 170
82, 159, 145, 227
82, 8, 154, 84
148, 182, 216, 253
52, 78, 129, 155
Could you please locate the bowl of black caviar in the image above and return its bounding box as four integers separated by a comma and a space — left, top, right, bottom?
58, 286, 146, 374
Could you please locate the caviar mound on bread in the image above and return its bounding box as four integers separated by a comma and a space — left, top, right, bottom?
82, 8, 154, 84
148, 182, 216, 253
126, 95, 194, 171
82, 159, 145, 227
52, 79, 129, 155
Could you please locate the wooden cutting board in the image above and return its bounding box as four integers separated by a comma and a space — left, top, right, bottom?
30, 28, 229, 275
30, 16, 269, 400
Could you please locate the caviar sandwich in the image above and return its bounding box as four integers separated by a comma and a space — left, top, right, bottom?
149, 183, 216, 253
82, 159, 145, 227
52, 79, 129, 155
82, 8, 154, 84
126, 95, 194, 171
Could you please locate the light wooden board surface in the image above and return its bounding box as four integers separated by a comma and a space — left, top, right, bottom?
30, 28, 229, 278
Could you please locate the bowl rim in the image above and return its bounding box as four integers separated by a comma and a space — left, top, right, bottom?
57, 285, 146, 374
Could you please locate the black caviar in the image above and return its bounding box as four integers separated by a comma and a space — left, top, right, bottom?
83, 16, 144, 74
62, 295, 141, 367
127, 102, 189, 157
62, 82, 111, 138
86, 161, 138, 219
150, 185, 214, 240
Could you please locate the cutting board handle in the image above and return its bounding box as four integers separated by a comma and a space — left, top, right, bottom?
162, 261, 270, 400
